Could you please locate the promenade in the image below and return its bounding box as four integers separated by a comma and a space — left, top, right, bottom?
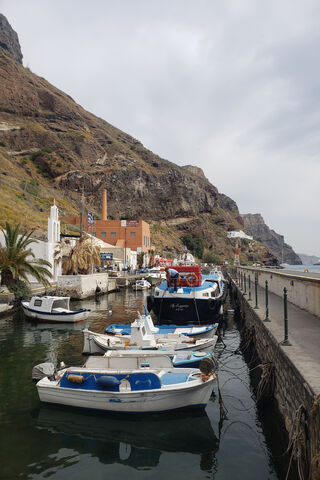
240, 280, 320, 394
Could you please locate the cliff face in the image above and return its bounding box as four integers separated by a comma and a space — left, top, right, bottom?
0, 14, 277, 263
241, 214, 302, 265
0, 14, 22, 64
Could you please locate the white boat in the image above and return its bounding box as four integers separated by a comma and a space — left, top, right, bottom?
133, 279, 151, 290
87, 349, 216, 369
145, 268, 166, 286
21, 296, 91, 323
105, 308, 218, 339
82, 312, 218, 355
33, 353, 216, 413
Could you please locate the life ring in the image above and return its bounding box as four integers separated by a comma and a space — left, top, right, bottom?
186, 273, 197, 287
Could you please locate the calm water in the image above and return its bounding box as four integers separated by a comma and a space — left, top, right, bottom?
0, 289, 295, 480
282, 264, 320, 274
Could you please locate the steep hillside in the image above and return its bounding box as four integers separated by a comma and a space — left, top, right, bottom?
241, 214, 302, 265
0, 14, 277, 264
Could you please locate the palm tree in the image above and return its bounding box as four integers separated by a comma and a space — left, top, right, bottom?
61, 235, 101, 275
0, 222, 52, 287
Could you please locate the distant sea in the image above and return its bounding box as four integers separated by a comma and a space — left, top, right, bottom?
282, 264, 320, 274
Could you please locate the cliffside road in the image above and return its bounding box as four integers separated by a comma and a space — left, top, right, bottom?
243, 282, 320, 394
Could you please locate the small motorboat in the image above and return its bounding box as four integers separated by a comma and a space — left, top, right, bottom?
133, 279, 151, 290
145, 267, 166, 286
33, 353, 215, 413
105, 307, 218, 339
94, 349, 216, 369
82, 312, 218, 355
21, 296, 90, 323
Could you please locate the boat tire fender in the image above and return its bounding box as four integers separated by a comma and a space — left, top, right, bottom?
199, 357, 214, 375
208, 298, 216, 311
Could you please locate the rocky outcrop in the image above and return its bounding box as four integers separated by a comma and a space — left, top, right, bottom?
0, 15, 276, 264
241, 214, 302, 265
0, 14, 22, 64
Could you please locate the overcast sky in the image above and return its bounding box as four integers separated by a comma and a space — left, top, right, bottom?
2, 0, 320, 257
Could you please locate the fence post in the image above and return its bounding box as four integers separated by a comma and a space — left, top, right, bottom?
281, 287, 291, 345
254, 274, 259, 309
264, 280, 270, 322
248, 275, 252, 301
244, 273, 247, 294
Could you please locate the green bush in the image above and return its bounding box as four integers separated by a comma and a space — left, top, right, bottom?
202, 249, 221, 264
181, 234, 204, 259
8, 280, 32, 302
0, 141, 5, 147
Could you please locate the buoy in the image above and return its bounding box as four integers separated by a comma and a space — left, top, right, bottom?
304, 269, 309, 273
67, 374, 85, 384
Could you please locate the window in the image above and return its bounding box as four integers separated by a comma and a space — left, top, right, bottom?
34, 299, 42, 307
130, 232, 136, 237
101, 232, 106, 237
110, 232, 116, 237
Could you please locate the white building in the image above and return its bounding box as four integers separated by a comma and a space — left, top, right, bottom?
227, 230, 253, 240
0, 202, 62, 283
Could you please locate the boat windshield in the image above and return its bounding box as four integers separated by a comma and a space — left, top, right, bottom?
51, 298, 70, 312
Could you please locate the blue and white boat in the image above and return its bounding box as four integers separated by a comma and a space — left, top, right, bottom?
147, 267, 227, 324
101, 349, 215, 369
33, 353, 215, 413
105, 306, 218, 339
21, 296, 91, 323
83, 312, 218, 355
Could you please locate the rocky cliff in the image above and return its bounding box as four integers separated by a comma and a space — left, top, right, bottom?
0, 14, 277, 263
241, 214, 302, 265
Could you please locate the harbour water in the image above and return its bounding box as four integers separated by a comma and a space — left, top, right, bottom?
0, 289, 297, 480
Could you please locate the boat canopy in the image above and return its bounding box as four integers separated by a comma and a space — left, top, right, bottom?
29, 296, 70, 312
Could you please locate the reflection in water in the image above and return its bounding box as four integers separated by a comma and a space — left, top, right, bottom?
0, 289, 292, 479
35, 407, 219, 472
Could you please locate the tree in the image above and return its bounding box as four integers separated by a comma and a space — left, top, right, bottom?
202, 249, 221, 265
0, 222, 52, 287
61, 235, 101, 275
181, 234, 204, 259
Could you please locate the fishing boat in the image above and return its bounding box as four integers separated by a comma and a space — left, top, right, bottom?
132, 279, 151, 290
147, 266, 227, 324
21, 296, 91, 323
33, 353, 215, 413
145, 267, 166, 286
105, 306, 218, 339
92, 349, 216, 369
82, 312, 218, 355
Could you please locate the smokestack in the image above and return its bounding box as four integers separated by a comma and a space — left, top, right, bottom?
102, 189, 107, 220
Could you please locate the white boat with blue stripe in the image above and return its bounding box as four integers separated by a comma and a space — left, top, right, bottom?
21, 296, 91, 323
34, 353, 215, 413
105, 306, 218, 339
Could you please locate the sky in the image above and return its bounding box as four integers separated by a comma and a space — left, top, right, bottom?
2, 0, 320, 256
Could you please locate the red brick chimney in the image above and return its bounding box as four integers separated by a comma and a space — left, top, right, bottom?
102, 189, 107, 220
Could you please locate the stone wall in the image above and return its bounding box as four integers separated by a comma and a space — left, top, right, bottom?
57, 273, 116, 299
230, 281, 320, 477
237, 266, 320, 318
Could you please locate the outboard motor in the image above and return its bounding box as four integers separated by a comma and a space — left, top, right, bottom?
32, 362, 55, 382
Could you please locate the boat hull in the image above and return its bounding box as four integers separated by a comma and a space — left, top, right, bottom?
21, 304, 90, 323
148, 295, 225, 324
37, 375, 214, 413
83, 330, 217, 355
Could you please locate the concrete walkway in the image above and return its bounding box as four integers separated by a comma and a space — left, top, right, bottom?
240, 282, 320, 394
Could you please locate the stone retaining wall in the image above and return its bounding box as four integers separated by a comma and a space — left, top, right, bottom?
230, 281, 320, 477
57, 273, 116, 299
